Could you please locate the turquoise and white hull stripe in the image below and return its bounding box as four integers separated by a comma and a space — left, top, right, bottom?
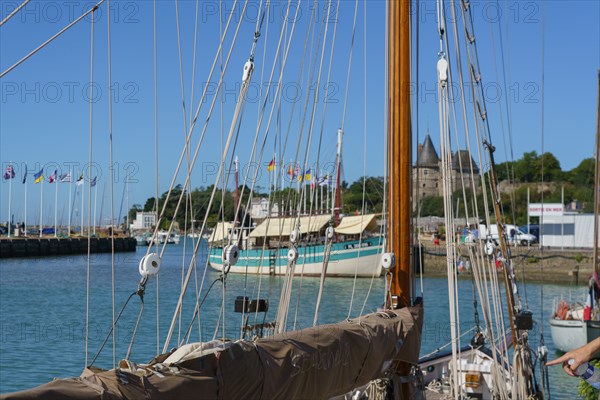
209, 236, 383, 277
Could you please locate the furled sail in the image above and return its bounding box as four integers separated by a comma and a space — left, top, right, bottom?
2, 307, 422, 400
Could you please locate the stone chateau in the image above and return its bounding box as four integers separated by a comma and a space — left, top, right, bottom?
413, 134, 479, 202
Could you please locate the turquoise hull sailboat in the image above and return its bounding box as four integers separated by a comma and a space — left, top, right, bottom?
207, 214, 384, 277
209, 236, 383, 276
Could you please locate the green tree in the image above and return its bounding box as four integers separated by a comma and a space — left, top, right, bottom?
534, 152, 562, 182
568, 158, 595, 186
342, 176, 384, 214
420, 196, 444, 216
127, 204, 142, 226
143, 197, 156, 212
514, 151, 538, 182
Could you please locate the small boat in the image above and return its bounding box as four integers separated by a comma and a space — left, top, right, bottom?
146, 231, 181, 245
550, 298, 600, 353
134, 232, 151, 246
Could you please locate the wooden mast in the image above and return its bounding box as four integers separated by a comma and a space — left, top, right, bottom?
387, 0, 412, 309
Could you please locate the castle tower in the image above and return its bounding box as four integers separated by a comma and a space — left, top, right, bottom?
413, 133, 440, 206
450, 150, 480, 194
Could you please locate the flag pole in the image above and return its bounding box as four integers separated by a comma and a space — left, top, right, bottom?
24, 169, 27, 236
93, 179, 98, 235
98, 182, 105, 232
68, 167, 72, 236
8, 162, 13, 237
125, 178, 129, 236
39, 175, 43, 238
320, 175, 323, 213
54, 172, 58, 237
81, 176, 84, 235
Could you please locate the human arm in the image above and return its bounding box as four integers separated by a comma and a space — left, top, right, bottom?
546, 337, 600, 377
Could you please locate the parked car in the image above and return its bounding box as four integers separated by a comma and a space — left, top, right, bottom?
479, 224, 537, 245
519, 224, 540, 241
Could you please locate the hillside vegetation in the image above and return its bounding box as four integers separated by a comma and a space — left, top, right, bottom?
129, 152, 594, 229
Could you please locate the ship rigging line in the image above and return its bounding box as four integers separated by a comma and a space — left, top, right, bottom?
236, 1, 276, 341
284, 0, 333, 333
0, 0, 106, 78
291, 0, 334, 332
245, 1, 272, 339
248, 1, 314, 334
173, 0, 197, 347
313, 0, 344, 326
415, 0, 425, 301
161, 0, 281, 351
0, 0, 30, 27
538, 4, 552, 397
106, 0, 117, 368
450, 0, 507, 368
459, 0, 530, 376
181, 277, 223, 346
84, 8, 96, 368
206, 0, 303, 336
448, 0, 512, 393
153, 0, 160, 356
436, 2, 460, 391
144, 0, 244, 261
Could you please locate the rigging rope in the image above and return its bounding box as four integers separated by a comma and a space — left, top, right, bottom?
0, 0, 106, 78
106, 0, 117, 368
436, 17, 461, 397
0, 0, 30, 27
162, 0, 272, 352
293, 0, 340, 331
153, 0, 160, 356
84, 8, 96, 368
447, 3, 512, 383
145, 0, 244, 258
415, 0, 425, 300
173, 0, 196, 347
245, 0, 312, 334
538, 4, 551, 397
209, 0, 303, 335
313, 0, 343, 325
244, 0, 273, 339
272, 0, 326, 332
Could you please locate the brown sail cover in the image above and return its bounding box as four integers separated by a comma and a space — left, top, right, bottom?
1, 305, 422, 400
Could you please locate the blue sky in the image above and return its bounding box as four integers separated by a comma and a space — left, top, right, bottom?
0, 0, 598, 226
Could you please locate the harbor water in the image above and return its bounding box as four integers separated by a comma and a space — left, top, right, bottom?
0, 239, 582, 397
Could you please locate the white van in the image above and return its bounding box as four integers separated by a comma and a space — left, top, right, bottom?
478, 224, 537, 245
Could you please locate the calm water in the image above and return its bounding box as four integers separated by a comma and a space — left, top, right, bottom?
0, 239, 583, 397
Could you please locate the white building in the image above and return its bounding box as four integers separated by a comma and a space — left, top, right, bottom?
540, 213, 599, 248
250, 198, 279, 220
130, 212, 157, 231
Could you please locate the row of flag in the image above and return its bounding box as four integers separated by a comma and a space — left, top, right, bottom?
267, 158, 333, 186
3, 165, 96, 186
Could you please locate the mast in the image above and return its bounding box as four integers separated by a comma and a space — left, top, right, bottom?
386, 2, 417, 398
594, 69, 600, 274
484, 141, 517, 342
387, 0, 412, 309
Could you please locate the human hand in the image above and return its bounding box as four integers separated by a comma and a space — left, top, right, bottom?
547, 338, 600, 377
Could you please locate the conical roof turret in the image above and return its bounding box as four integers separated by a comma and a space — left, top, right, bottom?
452, 150, 479, 173
417, 134, 439, 167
